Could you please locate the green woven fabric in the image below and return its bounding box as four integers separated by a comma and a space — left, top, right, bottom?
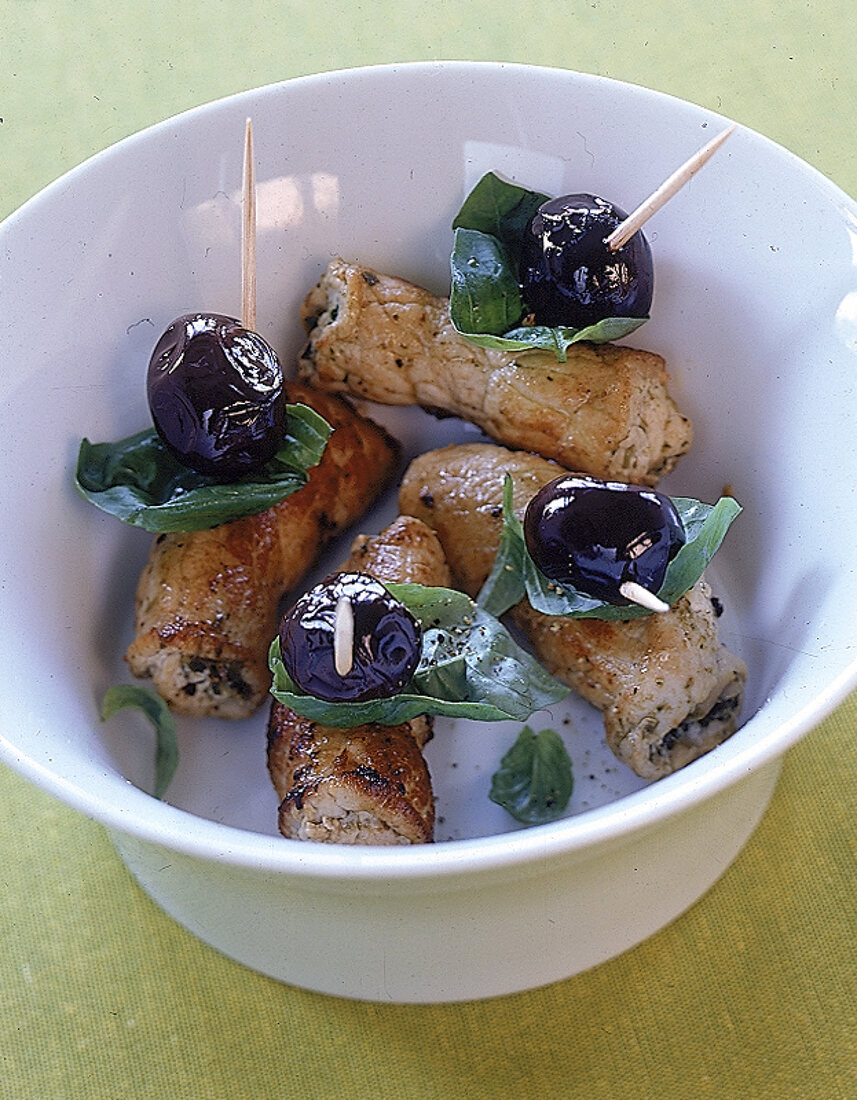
3, 696, 856, 1097
3, 2, 856, 1095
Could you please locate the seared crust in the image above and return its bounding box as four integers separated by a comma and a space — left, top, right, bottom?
399, 443, 745, 780
514, 582, 745, 780
267, 515, 450, 844
299, 258, 692, 485
125, 383, 400, 719
267, 711, 435, 844
344, 513, 453, 589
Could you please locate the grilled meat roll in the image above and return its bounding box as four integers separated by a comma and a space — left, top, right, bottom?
267, 711, 435, 844
299, 258, 692, 486
125, 383, 400, 719
267, 515, 452, 844
398, 443, 746, 780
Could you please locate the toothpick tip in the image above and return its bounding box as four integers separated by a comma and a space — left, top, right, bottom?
606, 123, 737, 251
619, 581, 670, 614
333, 596, 355, 677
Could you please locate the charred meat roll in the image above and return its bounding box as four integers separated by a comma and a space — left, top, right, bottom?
398, 443, 746, 780
267, 710, 435, 845
267, 515, 452, 844
125, 383, 400, 719
299, 258, 692, 486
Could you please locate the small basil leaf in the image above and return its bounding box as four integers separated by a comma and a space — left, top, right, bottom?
656, 496, 743, 607
505, 317, 649, 346
101, 684, 178, 799
477, 474, 528, 618
75, 403, 331, 533
476, 476, 741, 620
450, 318, 648, 362
272, 402, 333, 470
268, 584, 568, 728
452, 172, 549, 264
399, 586, 562, 721
503, 317, 649, 359
489, 725, 573, 825
450, 227, 525, 335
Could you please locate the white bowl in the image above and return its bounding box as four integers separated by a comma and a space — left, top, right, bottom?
2, 62, 856, 1003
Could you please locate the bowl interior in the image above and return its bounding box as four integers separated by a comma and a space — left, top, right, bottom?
2, 62, 856, 866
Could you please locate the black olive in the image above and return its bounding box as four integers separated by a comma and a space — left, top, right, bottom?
523, 475, 685, 606
518, 193, 653, 328
278, 572, 422, 703
147, 312, 287, 480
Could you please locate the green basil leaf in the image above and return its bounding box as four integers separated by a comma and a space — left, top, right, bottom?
271, 402, 333, 470
75, 403, 331, 532
101, 684, 178, 799
449, 173, 650, 359
450, 228, 525, 335
268, 584, 568, 728
477, 476, 742, 621
477, 474, 528, 618
503, 317, 648, 358
392, 582, 567, 720
489, 725, 573, 825
450, 318, 648, 362
452, 172, 549, 264
657, 496, 743, 607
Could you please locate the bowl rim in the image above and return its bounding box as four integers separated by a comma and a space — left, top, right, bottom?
3, 59, 857, 881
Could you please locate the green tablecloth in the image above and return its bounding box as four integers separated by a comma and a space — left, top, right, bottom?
3, 3, 856, 1096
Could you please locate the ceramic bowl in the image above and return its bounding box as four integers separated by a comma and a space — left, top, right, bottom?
2, 62, 856, 1003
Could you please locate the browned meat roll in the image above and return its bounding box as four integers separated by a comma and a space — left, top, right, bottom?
398, 443, 745, 780
298, 258, 692, 486
267, 515, 452, 844
125, 383, 400, 719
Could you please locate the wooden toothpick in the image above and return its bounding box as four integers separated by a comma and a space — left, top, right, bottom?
619, 580, 670, 614
241, 117, 257, 331
333, 596, 355, 677
606, 124, 736, 252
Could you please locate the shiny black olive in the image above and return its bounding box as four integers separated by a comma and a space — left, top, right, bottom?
278, 572, 422, 703
518, 193, 653, 328
523, 475, 685, 605
147, 312, 287, 480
